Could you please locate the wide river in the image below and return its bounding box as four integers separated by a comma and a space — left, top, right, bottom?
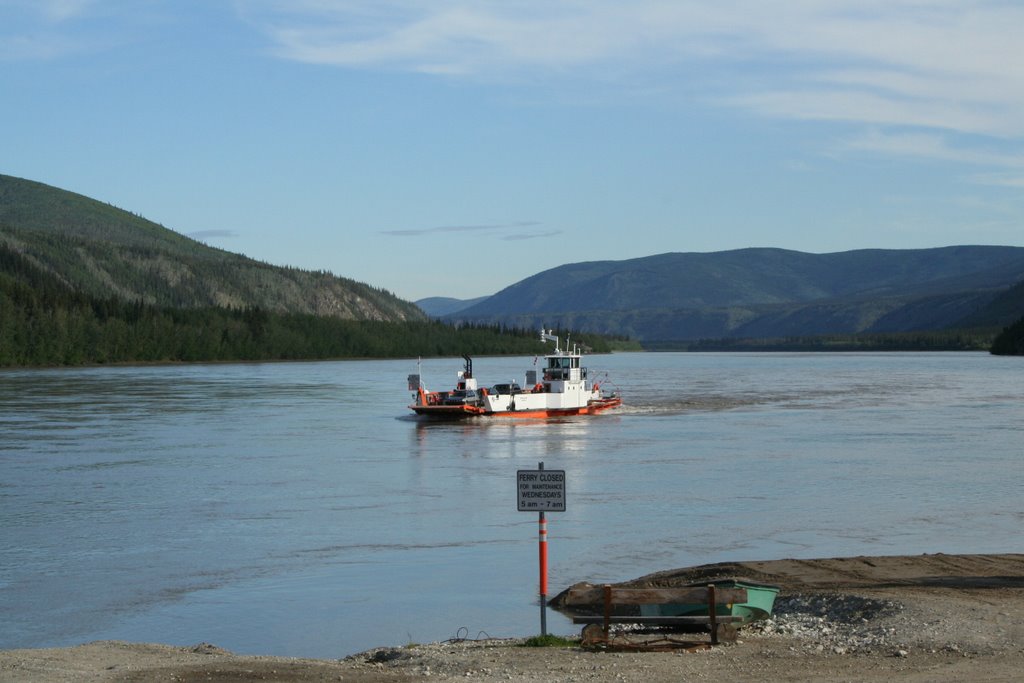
1, 352, 1021, 657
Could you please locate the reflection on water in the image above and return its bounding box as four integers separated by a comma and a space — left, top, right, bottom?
1, 353, 1021, 657
410, 416, 595, 459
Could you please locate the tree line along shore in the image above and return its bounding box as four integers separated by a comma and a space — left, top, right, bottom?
0, 241, 637, 366
2, 241, 1021, 367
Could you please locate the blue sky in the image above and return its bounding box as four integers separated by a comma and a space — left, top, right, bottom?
3, 1, 1024, 301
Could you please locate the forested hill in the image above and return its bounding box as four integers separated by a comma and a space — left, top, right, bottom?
987, 279, 1024, 355
0, 174, 424, 322
445, 246, 1024, 342
0, 240, 577, 366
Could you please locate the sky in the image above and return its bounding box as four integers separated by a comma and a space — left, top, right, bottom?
3, 1, 1024, 302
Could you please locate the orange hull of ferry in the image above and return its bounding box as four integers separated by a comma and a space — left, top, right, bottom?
410, 396, 622, 419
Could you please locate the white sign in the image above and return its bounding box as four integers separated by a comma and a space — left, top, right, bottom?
517, 469, 566, 511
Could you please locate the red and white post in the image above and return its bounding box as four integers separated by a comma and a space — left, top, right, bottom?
518, 461, 564, 636
538, 461, 548, 635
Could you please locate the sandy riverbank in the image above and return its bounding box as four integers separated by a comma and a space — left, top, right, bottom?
2, 553, 1022, 682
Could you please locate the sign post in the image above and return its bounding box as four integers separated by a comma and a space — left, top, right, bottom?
517, 461, 565, 636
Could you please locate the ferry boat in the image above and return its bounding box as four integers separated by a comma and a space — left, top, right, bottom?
408, 330, 622, 419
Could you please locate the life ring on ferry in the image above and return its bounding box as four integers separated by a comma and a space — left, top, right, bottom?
534, 383, 543, 393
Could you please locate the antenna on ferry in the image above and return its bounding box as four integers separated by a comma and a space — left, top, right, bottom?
540, 328, 560, 353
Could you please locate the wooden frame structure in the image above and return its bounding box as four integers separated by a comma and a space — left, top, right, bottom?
565, 584, 749, 647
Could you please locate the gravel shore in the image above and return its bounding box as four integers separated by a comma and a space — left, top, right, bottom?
3, 553, 1022, 682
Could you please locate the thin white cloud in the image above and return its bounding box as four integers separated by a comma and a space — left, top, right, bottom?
0, 0, 166, 61
842, 130, 1024, 169
728, 89, 1017, 138
381, 221, 541, 237
40, 0, 95, 22
0, 34, 71, 60
968, 174, 1024, 190
0, 0, 96, 22
502, 230, 561, 242
0, 0, 136, 60
238, 1, 1024, 139
840, 130, 1024, 192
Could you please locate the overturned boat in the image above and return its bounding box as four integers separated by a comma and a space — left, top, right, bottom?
408, 330, 622, 419
636, 579, 780, 624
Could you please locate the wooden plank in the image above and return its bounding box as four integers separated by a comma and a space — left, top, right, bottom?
603, 585, 612, 636
563, 586, 747, 606
709, 584, 719, 645
572, 615, 746, 625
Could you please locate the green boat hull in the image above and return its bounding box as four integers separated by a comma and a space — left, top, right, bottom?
638, 580, 780, 624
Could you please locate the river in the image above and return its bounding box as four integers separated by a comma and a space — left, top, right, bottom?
1, 352, 1021, 656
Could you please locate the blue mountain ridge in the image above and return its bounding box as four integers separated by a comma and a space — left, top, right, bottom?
432, 246, 1024, 341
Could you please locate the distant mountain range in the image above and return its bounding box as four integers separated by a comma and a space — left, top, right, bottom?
0, 174, 424, 322
421, 247, 1024, 342
5, 173, 1022, 347
415, 295, 491, 317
